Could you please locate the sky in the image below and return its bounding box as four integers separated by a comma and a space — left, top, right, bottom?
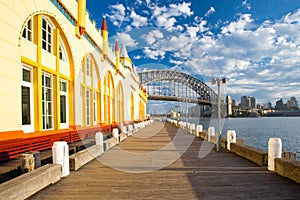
86, 0, 300, 106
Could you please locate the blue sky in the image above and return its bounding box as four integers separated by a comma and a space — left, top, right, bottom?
87, 0, 300, 106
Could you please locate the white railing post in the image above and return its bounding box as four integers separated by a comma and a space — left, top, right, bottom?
208, 127, 215, 142
196, 125, 203, 137
52, 141, 69, 177
268, 138, 282, 171
113, 128, 119, 144
226, 130, 236, 150
95, 132, 104, 153
189, 123, 195, 134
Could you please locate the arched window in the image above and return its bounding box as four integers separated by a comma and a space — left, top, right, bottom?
59, 39, 68, 62
81, 54, 99, 126
104, 72, 114, 124
22, 18, 33, 42
20, 14, 73, 132
116, 81, 124, 122
41, 16, 53, 53
130, 93, 134, 121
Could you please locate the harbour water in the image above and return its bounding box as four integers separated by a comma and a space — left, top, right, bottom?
179, 117, 300, 160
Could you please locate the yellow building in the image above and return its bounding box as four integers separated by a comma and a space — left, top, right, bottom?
0, 0, 147, 146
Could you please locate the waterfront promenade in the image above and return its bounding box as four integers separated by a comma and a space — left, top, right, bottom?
30, 122, 300, 199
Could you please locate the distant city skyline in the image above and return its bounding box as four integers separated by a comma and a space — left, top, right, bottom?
231, 95, 299, 109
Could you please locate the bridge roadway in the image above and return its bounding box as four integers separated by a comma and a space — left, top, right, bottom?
30, 122, 300, 199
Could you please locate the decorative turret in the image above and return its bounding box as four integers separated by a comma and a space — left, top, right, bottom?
120, 44, 133, 70
115, 39, 120, 74
101, 16, 108, 60
76, 0, 86, 38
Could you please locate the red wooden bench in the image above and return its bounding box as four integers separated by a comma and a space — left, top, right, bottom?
0, 125, 114, 163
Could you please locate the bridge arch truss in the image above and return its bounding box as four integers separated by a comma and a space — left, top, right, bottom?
138, 70, 217, 105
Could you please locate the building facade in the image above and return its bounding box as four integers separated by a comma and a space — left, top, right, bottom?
0, 0, 147, 141
240, 96, 256, 109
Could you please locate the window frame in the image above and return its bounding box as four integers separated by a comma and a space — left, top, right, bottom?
22, 18, 33, 42
42, 71, 53, 130
59, 39, 68, 63
86, 55, 90, 77
86, 88, 90, 126
21, 65, 34, 133
60, 78, 69, 129
93, 91, 97, 125
41, 17, 53, 53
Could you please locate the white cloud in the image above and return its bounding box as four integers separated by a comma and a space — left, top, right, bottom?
156, 16, 176, 30
242, 1, 251, 10
133, 55, 142, 59
152, 5, 167, 17
135, 0, 143, 6
117, 33, 138, 47
146, 0, 151, 6
199, 20, 208, 32
150, 2, 193, 30
176, 25, 184, 31
168, 2, 194, 17
186, 26, 199, 38
169, 59, 184, 65
142, 30, 164, 45
130, 10, 148, 27
143, 47, 165, 60
221, 14, 253, 34
204, 7, 215, 18
107, 4, 127, 27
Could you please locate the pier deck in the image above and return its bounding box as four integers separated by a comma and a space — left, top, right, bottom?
29, 122, 300, 199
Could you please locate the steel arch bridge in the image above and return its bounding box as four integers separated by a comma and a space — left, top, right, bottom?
138, 70, 218, 105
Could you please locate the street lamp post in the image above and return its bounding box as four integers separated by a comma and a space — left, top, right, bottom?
211, 77, 226, 151
175, 105, 180, 126
186, 99, 189, 134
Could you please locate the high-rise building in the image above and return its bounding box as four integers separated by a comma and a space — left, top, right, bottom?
232, 100, 236, 107
250, 97, 256, 109
240, 96, 250, 107
275, 99, 285, 110
287, 97, 299, 109
263, 101, 272, 109
240, 96, 256, 108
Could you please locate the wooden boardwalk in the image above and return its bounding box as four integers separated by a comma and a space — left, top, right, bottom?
29, 122, 300, 200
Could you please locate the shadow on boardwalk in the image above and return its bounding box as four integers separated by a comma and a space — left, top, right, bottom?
29, 122, 300, 200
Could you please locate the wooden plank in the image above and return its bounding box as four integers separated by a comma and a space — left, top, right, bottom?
29, 122, 300, 200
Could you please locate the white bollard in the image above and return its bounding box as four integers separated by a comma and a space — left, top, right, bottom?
268, 138, 282, 171
113, 128, 119, 144
226, 130, 236, 150
134, 123, 138, 133
189, 123, 195, 134
208, 127, 215, 142
182, 122, 186, 129
52, 141, 69, 177
95, 132, 104, 152
128, 125, 133, 136
122, 126, 128, 134
196, 125, 203, 137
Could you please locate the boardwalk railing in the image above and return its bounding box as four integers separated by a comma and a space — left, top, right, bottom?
166, 118, 300, 184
